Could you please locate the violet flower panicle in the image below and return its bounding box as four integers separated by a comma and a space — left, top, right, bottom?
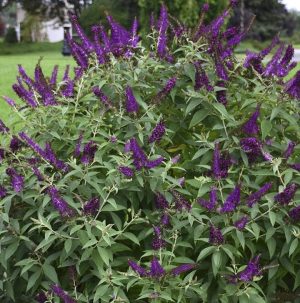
130, 138, 147, 169
154, 191, 169, 209
2, 96, 16, 106
6, 168, 24, 193
169, 188, 191, 212
151, 76, 176, 104
245, 182, 273, 207
0, 119, 9, 135
173, 263, 198, 276
194, 61, 214, 92
282, 142, 296, 159
171, 154, 181, 164
125, 86, 139, 113
152, 225, 167, 250
274, 183, 299, 206
219, 182, 241, 213
148, 258, 165, 279
51, 285, 76, 303
198, 187, 218, 212
234, 215, 248, 229
35, 292, 47, 303
148, 118, 165, 144
0, 184, 6, 198
216, 81, 227, 106
91, 25, 106, 64
147, 156, 164, 169
128, 259, 147, 276
238, 255, 262, 281
209, 222, 225, 245
242, 103, 261, 135
239, 138, 262, 164
92, 86, 114, 107
82, 141, 98, 164
74, 131, 84, 157
82, 197, 100, 216
118, 165, 134, 177
159, 213, 171, 227
287, 205, 300, 223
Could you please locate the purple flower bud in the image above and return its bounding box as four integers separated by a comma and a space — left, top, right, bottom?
51, 285, 76, 303
287, 205, 300, 222
32, 166, 44, 181
208, 142, 230, 179
152, 225, 167, 250
171, 154, 181, 164
242, 104, 261, 135
202, 3, 209, 11
149, 12, 156, 27
274, 183, 299, 206
148, 258, 165, 278
173, 263, 198, 276
194, 61, 214, 92
6, 168, 24, 193
149, 293, 161, 299
159, 213, 171, 227
0, 184, 7, 198
0, 119, 9, 135
128, 259, 147, 276
91, 25, 106, 64
151, 76, 176, 104
92, 86, 114, 107
125, 86, 139, 113
246, 182, 273, 207
82, 141, 97, 164
49, 65, 58, 89
178, 177, 185, 185
290, 164, 300, 171
154, 191, 169, 209
110, 136, 117, 143
234, 215, 248, 229
169, 188, 191, 212
283, 142, 296, 159
209, 222, 225, 245
118, 166, 134, 177
148, 118, 165, 144
2, 96, 16, 106
147, 156, 164, 169
74, 131, 83, 157
216, 59, 228, 81
69, 266, 77, 280
82, 197, 100, 216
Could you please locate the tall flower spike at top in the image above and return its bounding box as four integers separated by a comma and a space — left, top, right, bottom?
242, 103, 261, 135
91, 25, 106, 64
125, 86, 139, 113
157, 3, 168, 58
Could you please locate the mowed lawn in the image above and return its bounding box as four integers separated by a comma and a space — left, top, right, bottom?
0, 52, 75, 125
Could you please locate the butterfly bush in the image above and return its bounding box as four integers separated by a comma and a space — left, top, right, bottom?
1, 1, 300, 302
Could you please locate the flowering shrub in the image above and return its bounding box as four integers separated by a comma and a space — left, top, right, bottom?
1, 1, 300, 302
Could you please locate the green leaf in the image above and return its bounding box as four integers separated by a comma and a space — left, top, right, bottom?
189, 108, 211, 129
267, 237, 276, 258
289, 238, 298, 256
197, 246, 216, 261
269, 211, 276, 226
184, 63, 195, 83
185, 98, 203, 116
93, 284, 109, 302
4, 281, 15, 301
123, 232, 140, 245
212, 250, 222, 269
270, 107, 280, 121
251, 223, 260, 240
26, 270, 41, 292
98, 247, 110, 266
261, 120, 272, 140
236, 230, 245, 250
5, 240, 19, 261
82, 238, 98, 249
64, 238, 72, 254
280, 258, 295, 275
294, 270, 300, 291
266, 227, 276, 241
42, 264, 58, 284
192, 148, 210, 160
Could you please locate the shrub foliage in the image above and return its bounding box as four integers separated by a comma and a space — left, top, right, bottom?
1, 1, 300, 302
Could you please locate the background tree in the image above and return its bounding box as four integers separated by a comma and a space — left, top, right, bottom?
228, 0, 296, 41
0, 17, 5, 36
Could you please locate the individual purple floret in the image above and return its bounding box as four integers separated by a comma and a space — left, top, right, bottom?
147, 156, 164, 169
159, 213, 171, 227
0, 119, 9, 135
154, 191, 169, 209
130, 138, 147, 169
81, 141, 97, 164
68, 266, 77, 280
216, 81, 227, 106
118, 166, 134, 177
128, 259, 147, 276
282, 142, 296, 159
51, 285, 76, 303
169, 188, 191, 212
70, 15, 94, 53
242, 104, 261, 135
125, 86, 139, 113
92, 86, 114, 107
6, 168, 24, 193
173, 263, 198, 276
151, 76, 177, 104
0, 185, 7, 198
48, 186, 76, 219
219, 183, 241, 213
82, 197, 100, 216
2, 96, 16, 106
287, 205, 300, 222
238, 255, 262, 281
245, 182, 273, 207
35, 292, 47, 303
152, 225, 167, 250
209, 222, 225, 246
239, 138, 262, 164
274, 183, 299, 206
171, 154, 181, 164
148, 258, 165, 279
194, 61, 214, 92
198, 187, 218, 212
32, 166, 44, 181
148, 118, 165, 144
74, 131, 84, 157
234, 216, 248, 229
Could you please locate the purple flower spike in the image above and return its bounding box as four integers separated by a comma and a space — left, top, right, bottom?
169, 188, 191, 212
110, 136, 117, 143
149, 12, 156, 27
82, 197, 100, 216
35, 292, 47, 303
18, 64, 33, 87
148, 258, 165, 278
242, 104, 261, 135
216, 81, 227, 106
74, 131, 84, 157
0, 184, 7, 198
48, 186, 76, 219
154, 191, 169, 210
238, 255, 261, 281
69, 266, 77, 280
159, 213, 171, 227
198, 187, 218, 212
209, 222, 225, 245
147, 156, 164, 169
208, 141, 230, 179
51, 285, 76, 303
171, 154, 181, 164
216, 59, 228, 81
2, 96, 16, 106
202, 3, 209, 11
194, 61, 214, 92
234, 216, 248, 229
32, 166, 44, 181
148, 118, 165, 144
246, 182, 273, 207
128, 260, 147, 276
49, 65, 59, 89
287, 205, 300, 222
91, 25, 106, 64
283, 142, 296, 159
125, 86, 139, 113
173, 263, 198, 276
151, 76, 176, 104
274, 183, 299, 206
118, 166, 134, 177
220, 183, 241, 213
290, 164, 300, 171
124, 140, 131, 153
152, 225, 167, 250
6, 168, 24, 193
92, 86, 114, 107
82, 141, 97, 164
239, 138, 262, 164
0, 119, 9, 135
130, 138, 147, 169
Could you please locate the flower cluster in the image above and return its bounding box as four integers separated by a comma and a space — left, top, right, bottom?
242, 104, 261, 135
240, 138, 272, 164
209, 222, 225, 246
208, 141, 230, 179
148, 118, 165, 144
118, 166, 134, 177
234, 215, 248, 229
152, 225, 167, 250
198, 187, 218, 212
92, 86, 114, 107
151, 76, 177, 104
219, 183, 241, 213
282, 142, 296, 159
125, 86, 139, 113
6, 168, 24, 193
169, 188, 191, 212
51, 285, 76, 303
154, 191, 169, 209
0, 119, 9, 134
82, 197, 100, 216
194, 61, 214, 92
274, 183, 299, 206
81, 141, 98, 164
245, 182, 273, 207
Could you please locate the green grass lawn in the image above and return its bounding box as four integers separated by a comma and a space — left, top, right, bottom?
0, 51, 75, 125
